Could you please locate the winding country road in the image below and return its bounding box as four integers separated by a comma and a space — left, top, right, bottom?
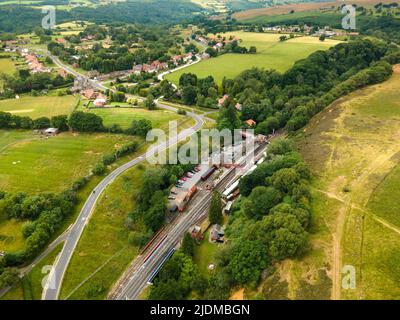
41, 56, 205, 300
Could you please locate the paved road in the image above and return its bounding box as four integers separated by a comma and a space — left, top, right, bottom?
42, 56, 205, 300
110, 143, 268, 300
49, 55, 108, 91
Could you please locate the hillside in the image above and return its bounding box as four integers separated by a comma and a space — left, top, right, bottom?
279, 65, 400, 300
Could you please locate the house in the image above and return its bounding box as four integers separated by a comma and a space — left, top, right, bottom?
82, 89, 97, 100
58, 68, 68, 78
245, 119, 256, 127
171, 53, 193, 66
189, 225, 203, 241
142, 64, 156, 74
218, 94, 229, 106
56, 38, 66, 44
93, 98, 107, 107
133, 64, 143, 74
151, 60, 168, 72
235, 103, 242, 111
210, 224, 225, 243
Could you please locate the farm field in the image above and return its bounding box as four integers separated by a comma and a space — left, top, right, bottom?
80, 105, 193, 131
277, 66, 400, 300
59, 166, 145, 300
165, 32, 340, 84
0, 130, 139, 194
0, 54, 17, 89
0, 94, 79, 119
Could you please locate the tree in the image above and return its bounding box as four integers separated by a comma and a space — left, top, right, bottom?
0, 268, 19, 290
271, 168, 300, 194
145, 94, 156, 110
258, 212, 307, 260
181, 85, 198, 105
319, 34, 326, 42
33, 117, 50, 129
126, 119, 152, 137
51, 115, 69, 131
68, 111, 104, 132
179, 73, 197, 87
181, 232, 195, 257
160, 80, 175, 99
228, 240, 268, 285
217, 103, 240, 131
242, 186, 282, 219
249, 46, 257, 54
255, 116, 279, 135
209, 191, 223, 225
267, 138, 295, 157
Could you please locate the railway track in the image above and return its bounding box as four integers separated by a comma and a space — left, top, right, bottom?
108, 142, 267, 300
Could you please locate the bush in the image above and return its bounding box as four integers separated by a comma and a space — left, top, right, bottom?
92, 163, 106, 176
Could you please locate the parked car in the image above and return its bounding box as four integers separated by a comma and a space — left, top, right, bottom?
168, 196, 176, 200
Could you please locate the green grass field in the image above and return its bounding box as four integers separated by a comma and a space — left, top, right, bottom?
165, 32, 340, 84
60, 166, 145, 300
80, 105, 192, 131
193, 229, 219, 278
0, 95, 78, 119
292, 67, 400, 300
0, 130, 138, 194
0, 54, 17, 90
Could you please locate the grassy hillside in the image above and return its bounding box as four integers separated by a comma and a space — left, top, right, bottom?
165, 32, 340, 84
78, 105, 191, 131
281, 66, 400, 300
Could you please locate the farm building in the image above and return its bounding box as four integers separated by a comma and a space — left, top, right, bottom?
44, 128, 59, 135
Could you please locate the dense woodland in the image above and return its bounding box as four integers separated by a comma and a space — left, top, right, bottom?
0, 0, 202, 33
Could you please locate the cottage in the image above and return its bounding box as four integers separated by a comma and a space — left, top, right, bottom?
210, 224, 225, 243
93, 98, 107, 107
245, 119, 256, 127
58, 68, 68, 78
218, 94, 229, 106
56, 38, 66, 44
82, 89, 97, 100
